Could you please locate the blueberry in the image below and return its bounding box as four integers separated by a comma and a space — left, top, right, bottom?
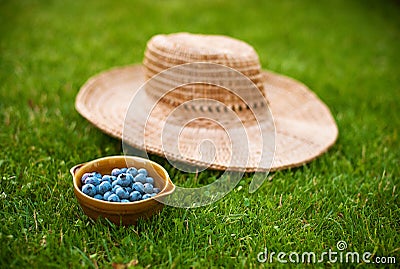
94, 194, 103, 200
101, 175, 113, 184
125, 187, 132, 193
98, 181, 112, 195
134, 173, 146, 184
103, 191, 113, 200
118, 173, 133, 187
120, 168, 128, 173
132, 182, 145, 194
142, 193, 152, 200
81, 173, 92, 184
121, 199, 130, 203
93, 172, 102, 179
153, 187, 160, 194
111, 168, 121, 177
150, 193, 157, 197
114, 185, 123, 192
138, 168, 148, 177
145, 177, 154, 184
129, 191, 142, 202
82, 184, 97, 197
127, 167, 138, 177
143, 183, 153, 194
112, 179, 121, 188
116, 188, 129, 199
112, 184, 122, 192
85, 177, 100, 186
107, 194, 120, 202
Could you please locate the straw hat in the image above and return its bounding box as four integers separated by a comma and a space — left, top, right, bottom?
76, 33, 338, 172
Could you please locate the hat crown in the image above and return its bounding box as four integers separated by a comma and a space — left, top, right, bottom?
143, 33, 266, 111
148, 33, 258, 61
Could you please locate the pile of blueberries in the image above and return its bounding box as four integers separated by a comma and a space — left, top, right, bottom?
80, 167, 160, 202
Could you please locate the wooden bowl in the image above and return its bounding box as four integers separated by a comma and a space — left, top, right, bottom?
71, 156, 175, 225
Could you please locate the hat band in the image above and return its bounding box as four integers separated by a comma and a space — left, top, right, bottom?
142, 61, 268, 112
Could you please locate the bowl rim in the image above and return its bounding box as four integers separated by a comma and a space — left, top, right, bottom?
71, 155, 175, 207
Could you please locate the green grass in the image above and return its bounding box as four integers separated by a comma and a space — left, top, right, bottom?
1, 0, 399, 268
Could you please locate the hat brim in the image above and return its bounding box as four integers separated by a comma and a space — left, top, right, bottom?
76, 64, 338, 172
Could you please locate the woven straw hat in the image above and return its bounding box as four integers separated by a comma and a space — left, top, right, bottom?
76, 33, 338, 172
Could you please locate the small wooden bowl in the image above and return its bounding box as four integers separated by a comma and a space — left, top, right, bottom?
71, 156, 175, 225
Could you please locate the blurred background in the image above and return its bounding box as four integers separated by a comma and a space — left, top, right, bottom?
1, 0, 399, 267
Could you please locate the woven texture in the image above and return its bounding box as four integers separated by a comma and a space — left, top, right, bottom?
143, 33, 265, 111
75, 33, 338, 172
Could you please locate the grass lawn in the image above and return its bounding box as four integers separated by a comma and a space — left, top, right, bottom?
1, 0, 399, 268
